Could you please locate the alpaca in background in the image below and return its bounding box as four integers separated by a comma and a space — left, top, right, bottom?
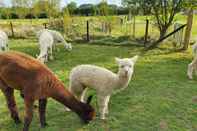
0, 30, 9, 51
68, 56, 138, 119
37, 30, 54, 63
188, 40, 197, 79
37, 29, 72, 51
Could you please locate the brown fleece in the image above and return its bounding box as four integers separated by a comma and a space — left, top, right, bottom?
0, 51, 95, 131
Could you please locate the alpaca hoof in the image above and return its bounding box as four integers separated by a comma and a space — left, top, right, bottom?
41, 122, 48, 128
65, 107, 71, 111
100, 116, 106, 120
49, 56, 54, 60
187, 74, 193, 80
14, 118, 21, 124
34, 105, 38, 108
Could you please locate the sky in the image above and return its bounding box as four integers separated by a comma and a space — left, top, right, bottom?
3, 0, 122, 7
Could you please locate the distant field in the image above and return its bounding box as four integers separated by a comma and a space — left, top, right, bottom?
0, 14, 196, 41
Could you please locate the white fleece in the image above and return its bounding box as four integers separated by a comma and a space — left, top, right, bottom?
69, 56, 138, 119
37, 30, 54, 63
187, 40, 197, 79
37, 29, 72, 51
0, 30, 8, 52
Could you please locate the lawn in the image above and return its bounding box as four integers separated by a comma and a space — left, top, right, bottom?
0, 38, 196, 131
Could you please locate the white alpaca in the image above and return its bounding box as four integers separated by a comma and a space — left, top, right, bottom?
68, 56, 138, 119
37, 29, 72, 51
187, 41, 197, 79
37, 30, 54, 63
0, 30, 9, 52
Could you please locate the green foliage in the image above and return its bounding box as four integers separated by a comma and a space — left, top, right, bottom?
183, 0, 197, 9
66, 2, 77, 15
0, 38, 196, 131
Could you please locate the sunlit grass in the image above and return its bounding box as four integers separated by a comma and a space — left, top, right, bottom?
0, 38, 196, 131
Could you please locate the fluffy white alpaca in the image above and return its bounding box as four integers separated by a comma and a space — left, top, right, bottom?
187, 41, 197, 79
0, 30, 9, 52
37, 29, 72, 51
37, 30, 54, 63
68, 56, 138, 119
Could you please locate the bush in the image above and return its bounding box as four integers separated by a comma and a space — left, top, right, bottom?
25, 13, 36, 19
10, 13, 19, 19
38, 12, 48, 19
0, 14, 8, 19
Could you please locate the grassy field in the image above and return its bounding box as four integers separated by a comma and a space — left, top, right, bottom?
0, 38, 196, 131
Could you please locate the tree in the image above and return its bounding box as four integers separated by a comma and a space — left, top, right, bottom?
32, 0, 60, 18
149, 0, 183, 39
182, 0, 197, 50
78, 4, 96, 16
11, 0, 28, 18
122, 0, 140, 20
66, 2, 77, 15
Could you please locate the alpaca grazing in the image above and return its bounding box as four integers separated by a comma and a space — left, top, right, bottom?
69, 56, 138, 119
37, 29, 72, 63
48, 30, 72, 51
37, 29, 72, 51
37, 30, 54, 63
188, 41, 197, 79
0, 51, 95, 131
0, 30, 9, 52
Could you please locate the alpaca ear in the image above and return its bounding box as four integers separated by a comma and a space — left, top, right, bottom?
115, 57, 121, 64
86, 95, 93, 104
131, 55, 138, 63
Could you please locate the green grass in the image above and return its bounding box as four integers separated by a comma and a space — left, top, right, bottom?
0, 38, 196, 131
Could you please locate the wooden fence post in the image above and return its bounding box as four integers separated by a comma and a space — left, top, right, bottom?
133, 15, 136, 38
10, 22, 14, 37
144, 19, 149, 47
86, 20, 90, 42
43, 23, 47, 29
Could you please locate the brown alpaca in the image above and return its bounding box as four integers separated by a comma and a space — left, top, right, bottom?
0, 51, 95, 131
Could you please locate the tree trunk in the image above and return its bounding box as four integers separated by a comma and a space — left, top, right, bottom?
182, 8, 193, 50
159, 28, 167, 40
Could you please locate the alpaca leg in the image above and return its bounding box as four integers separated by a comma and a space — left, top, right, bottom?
2, 88, 21, 124
23, 98, 34, 131
49, 47, 54, 60
0, 79, 21, 124
39, 99, 48, 128
103, 95, 110, 115
98, 95, 110, 120
187, 63, 194, 79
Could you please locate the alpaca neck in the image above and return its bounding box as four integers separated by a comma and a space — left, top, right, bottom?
50, 80, 84, 115
115, 72, 132, 91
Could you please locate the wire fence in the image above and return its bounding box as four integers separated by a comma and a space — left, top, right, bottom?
0, 16, 186, 47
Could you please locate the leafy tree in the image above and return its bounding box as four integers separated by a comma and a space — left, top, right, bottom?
77, 4, 96, 16
66, 2, 77, 15
11, 0, 28, 18
122, 0, 140, 20
32, 0, 60, 18
148, 0, 183, 40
